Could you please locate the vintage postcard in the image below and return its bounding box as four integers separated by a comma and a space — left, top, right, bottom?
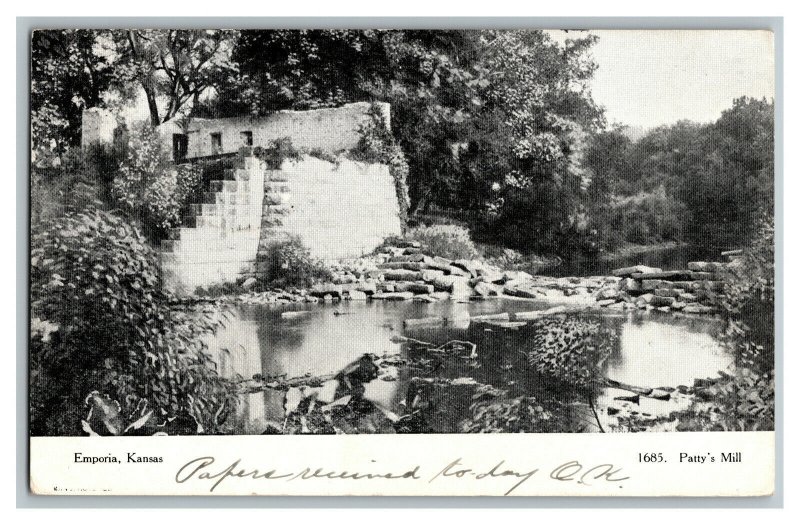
28, 27, 776, 496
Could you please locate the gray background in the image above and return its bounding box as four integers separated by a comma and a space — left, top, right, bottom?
17, 16, 784, 508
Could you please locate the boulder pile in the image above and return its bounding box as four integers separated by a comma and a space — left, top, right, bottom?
595, 257, 739, 314
228, 241, 739, 318
312, 241, 614, 304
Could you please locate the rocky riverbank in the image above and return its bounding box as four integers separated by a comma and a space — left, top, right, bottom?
195, 242, 740, 318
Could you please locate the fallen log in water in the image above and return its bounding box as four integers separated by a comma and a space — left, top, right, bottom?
388, 334, 478, 359
601, 378, 673, 400
512, 306, 568, 321
280, 310, 313, 319
470, 312, 510, 322
403, 316, 445, 328
603, 378, 653, 396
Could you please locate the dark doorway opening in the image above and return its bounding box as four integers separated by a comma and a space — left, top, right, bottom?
210, 132, 223, 155
172, 134, 188, 163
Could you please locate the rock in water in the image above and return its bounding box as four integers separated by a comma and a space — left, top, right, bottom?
635, 270, 693, 281
473, 281, 500, 297
372, 291, 414, 301
310, 283, 344, 298
503, 281, 542, 299
688, 261, 727, 272
347, 290, 368, 301
477, 267, 505, 284
383, 269, 423, 281
596, 287, 620, 300
641, 279, 673, 291
451, 277, 472, 298
650, 295, 675, 307
683, 304, 718, 314
619, 278, 641, 293
421, 269, 445, 282
502, 270, 534, 283
452, 259, 482, 278
355, 281, 377, 294
427, 256, 455, 273
611, 265, 662, 277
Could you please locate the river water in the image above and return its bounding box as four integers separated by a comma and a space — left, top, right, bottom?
534, 244, 725, 277
210, 298, 735, 434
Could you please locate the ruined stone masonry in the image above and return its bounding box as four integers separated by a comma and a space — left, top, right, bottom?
82, 103, 403, 295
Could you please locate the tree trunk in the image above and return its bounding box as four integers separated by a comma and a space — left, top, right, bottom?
144, 88, 161, 126
127, 30, 161, 126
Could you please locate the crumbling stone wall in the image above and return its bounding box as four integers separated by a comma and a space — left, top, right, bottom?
158, 102, 390, 160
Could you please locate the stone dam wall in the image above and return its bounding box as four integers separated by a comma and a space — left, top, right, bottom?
257, 156, 402, 263
161, 154, 402, 294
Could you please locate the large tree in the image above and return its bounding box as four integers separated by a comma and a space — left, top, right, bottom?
678, 97, 774, 246
113, 29, 237, 125
216, 30, 602, 238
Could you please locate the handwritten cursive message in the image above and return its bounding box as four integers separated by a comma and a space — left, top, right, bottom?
175, 456, 630, 495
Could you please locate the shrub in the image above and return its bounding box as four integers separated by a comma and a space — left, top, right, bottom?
31, 169, 103, 226
525, 315, 617, 390
257, 236, 332, 289
307, 148, 341, 165
112, 123, 202, 241
30, 208, 238, 436
406, 224, 480, 260
254, 137, 302, 169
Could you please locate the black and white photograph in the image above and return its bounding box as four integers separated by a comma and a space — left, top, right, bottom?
24, 23, 779, 497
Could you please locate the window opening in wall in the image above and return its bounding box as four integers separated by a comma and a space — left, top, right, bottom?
210, 132, 223, 155
240, 131, 253, 146
172, 134, 188, 163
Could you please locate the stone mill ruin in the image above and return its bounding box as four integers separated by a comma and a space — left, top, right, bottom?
81, 103, 403, 295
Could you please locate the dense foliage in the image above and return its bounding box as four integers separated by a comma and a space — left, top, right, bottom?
31, 30, 116, 161
111, 123, 202, 241
206, 30, 605, 254
30, 209, 238, 435
584, 97, 774, 251
348, 104, 411, 224
253, 137, 303, 169
525, 315, 617, 390
720, 216, 775, 371
31, 29, 774, 257
674, 369, 774, 432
